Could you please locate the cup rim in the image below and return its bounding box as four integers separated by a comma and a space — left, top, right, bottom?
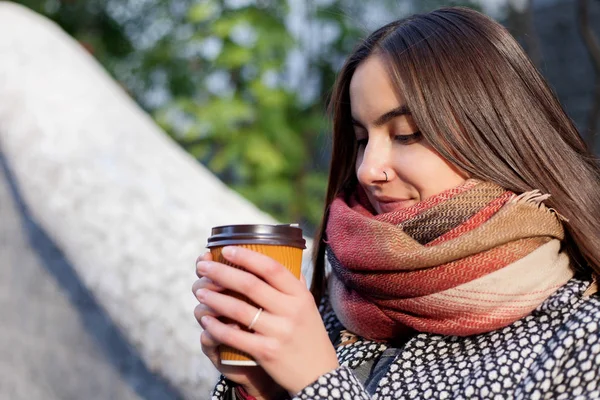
206, 224, 306, 249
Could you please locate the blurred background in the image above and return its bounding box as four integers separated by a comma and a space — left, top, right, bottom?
10, 0, 600, 233
0, 0, 598, 399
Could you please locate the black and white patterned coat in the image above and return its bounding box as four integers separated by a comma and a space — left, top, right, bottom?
211, 278, 600, 399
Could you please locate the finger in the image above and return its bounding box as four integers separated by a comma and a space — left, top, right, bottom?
220, 246, 303, 296
195, 252, 212, 266
201, 324, 245, 370
201, 315, 277, 364
196, 289, 281, 336
200, 324, 241, 354
195, 252, 213, 278
300, 274, 307, 287
196, 261, 288, 315
191, 278, 224, 296
194, 303, 219, 326
200, 329, 221, 365
201, 328, 221, 349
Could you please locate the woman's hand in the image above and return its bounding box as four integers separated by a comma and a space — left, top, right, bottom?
195, 246, 339, 395
192, 252, 287, 400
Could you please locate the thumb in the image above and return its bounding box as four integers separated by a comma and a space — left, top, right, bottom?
300, 273, 307, 287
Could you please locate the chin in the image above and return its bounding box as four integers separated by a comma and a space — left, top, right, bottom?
378, 200, 417, 214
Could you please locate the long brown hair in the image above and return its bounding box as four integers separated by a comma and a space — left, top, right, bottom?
311, 7, 600, 303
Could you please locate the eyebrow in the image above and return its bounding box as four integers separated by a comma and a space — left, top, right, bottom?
352, 105, 411, 129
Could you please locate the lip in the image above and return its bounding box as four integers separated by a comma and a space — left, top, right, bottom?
373, 196, 415, 213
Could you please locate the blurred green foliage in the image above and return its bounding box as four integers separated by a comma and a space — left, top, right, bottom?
11, 0, 480, 232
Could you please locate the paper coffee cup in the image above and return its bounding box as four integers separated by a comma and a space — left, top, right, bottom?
206, 224, 306, 366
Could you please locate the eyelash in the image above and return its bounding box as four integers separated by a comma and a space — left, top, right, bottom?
356, 131, 423, 147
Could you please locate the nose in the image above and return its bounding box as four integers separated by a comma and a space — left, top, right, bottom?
356, 138, 392, 185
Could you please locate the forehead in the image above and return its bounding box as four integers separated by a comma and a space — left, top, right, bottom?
349, 55, 406, 119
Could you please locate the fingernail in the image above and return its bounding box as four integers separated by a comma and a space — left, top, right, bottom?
222, 246, 236, 258
195, 289, 206, 301
197, 261, 212, 274
201, 316, 210, 325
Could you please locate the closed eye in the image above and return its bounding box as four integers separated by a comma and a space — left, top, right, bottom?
394, 131, 422, 144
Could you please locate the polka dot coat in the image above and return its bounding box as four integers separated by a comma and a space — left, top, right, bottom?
211, 278, 600, 399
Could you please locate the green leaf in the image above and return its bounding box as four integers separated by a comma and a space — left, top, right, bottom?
215, 43, 253, 68
193, 96, 255, 135
245, 134, 286, 176
212, 15, 247, 38
188, 1, 220, 23
210, 141, 243, 173
249, 80, 289, 108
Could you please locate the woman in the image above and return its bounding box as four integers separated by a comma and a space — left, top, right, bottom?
193, 7, 600, 399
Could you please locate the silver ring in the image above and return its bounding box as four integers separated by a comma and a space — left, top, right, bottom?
383, 171, 388, 182
247, 307, 263, 331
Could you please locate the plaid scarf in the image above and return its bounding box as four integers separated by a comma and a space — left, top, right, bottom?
326, 179, 573, 341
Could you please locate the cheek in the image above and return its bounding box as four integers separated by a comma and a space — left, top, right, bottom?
394, 145, 466, 197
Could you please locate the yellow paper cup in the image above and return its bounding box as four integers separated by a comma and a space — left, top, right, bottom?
206, 224, 306, 366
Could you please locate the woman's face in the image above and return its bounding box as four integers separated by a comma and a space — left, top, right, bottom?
349, 55, 467, 214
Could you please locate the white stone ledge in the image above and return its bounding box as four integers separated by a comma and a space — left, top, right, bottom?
0, 2, 313, 398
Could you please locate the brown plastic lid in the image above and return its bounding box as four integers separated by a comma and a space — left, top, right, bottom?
206, 224, 306, 249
